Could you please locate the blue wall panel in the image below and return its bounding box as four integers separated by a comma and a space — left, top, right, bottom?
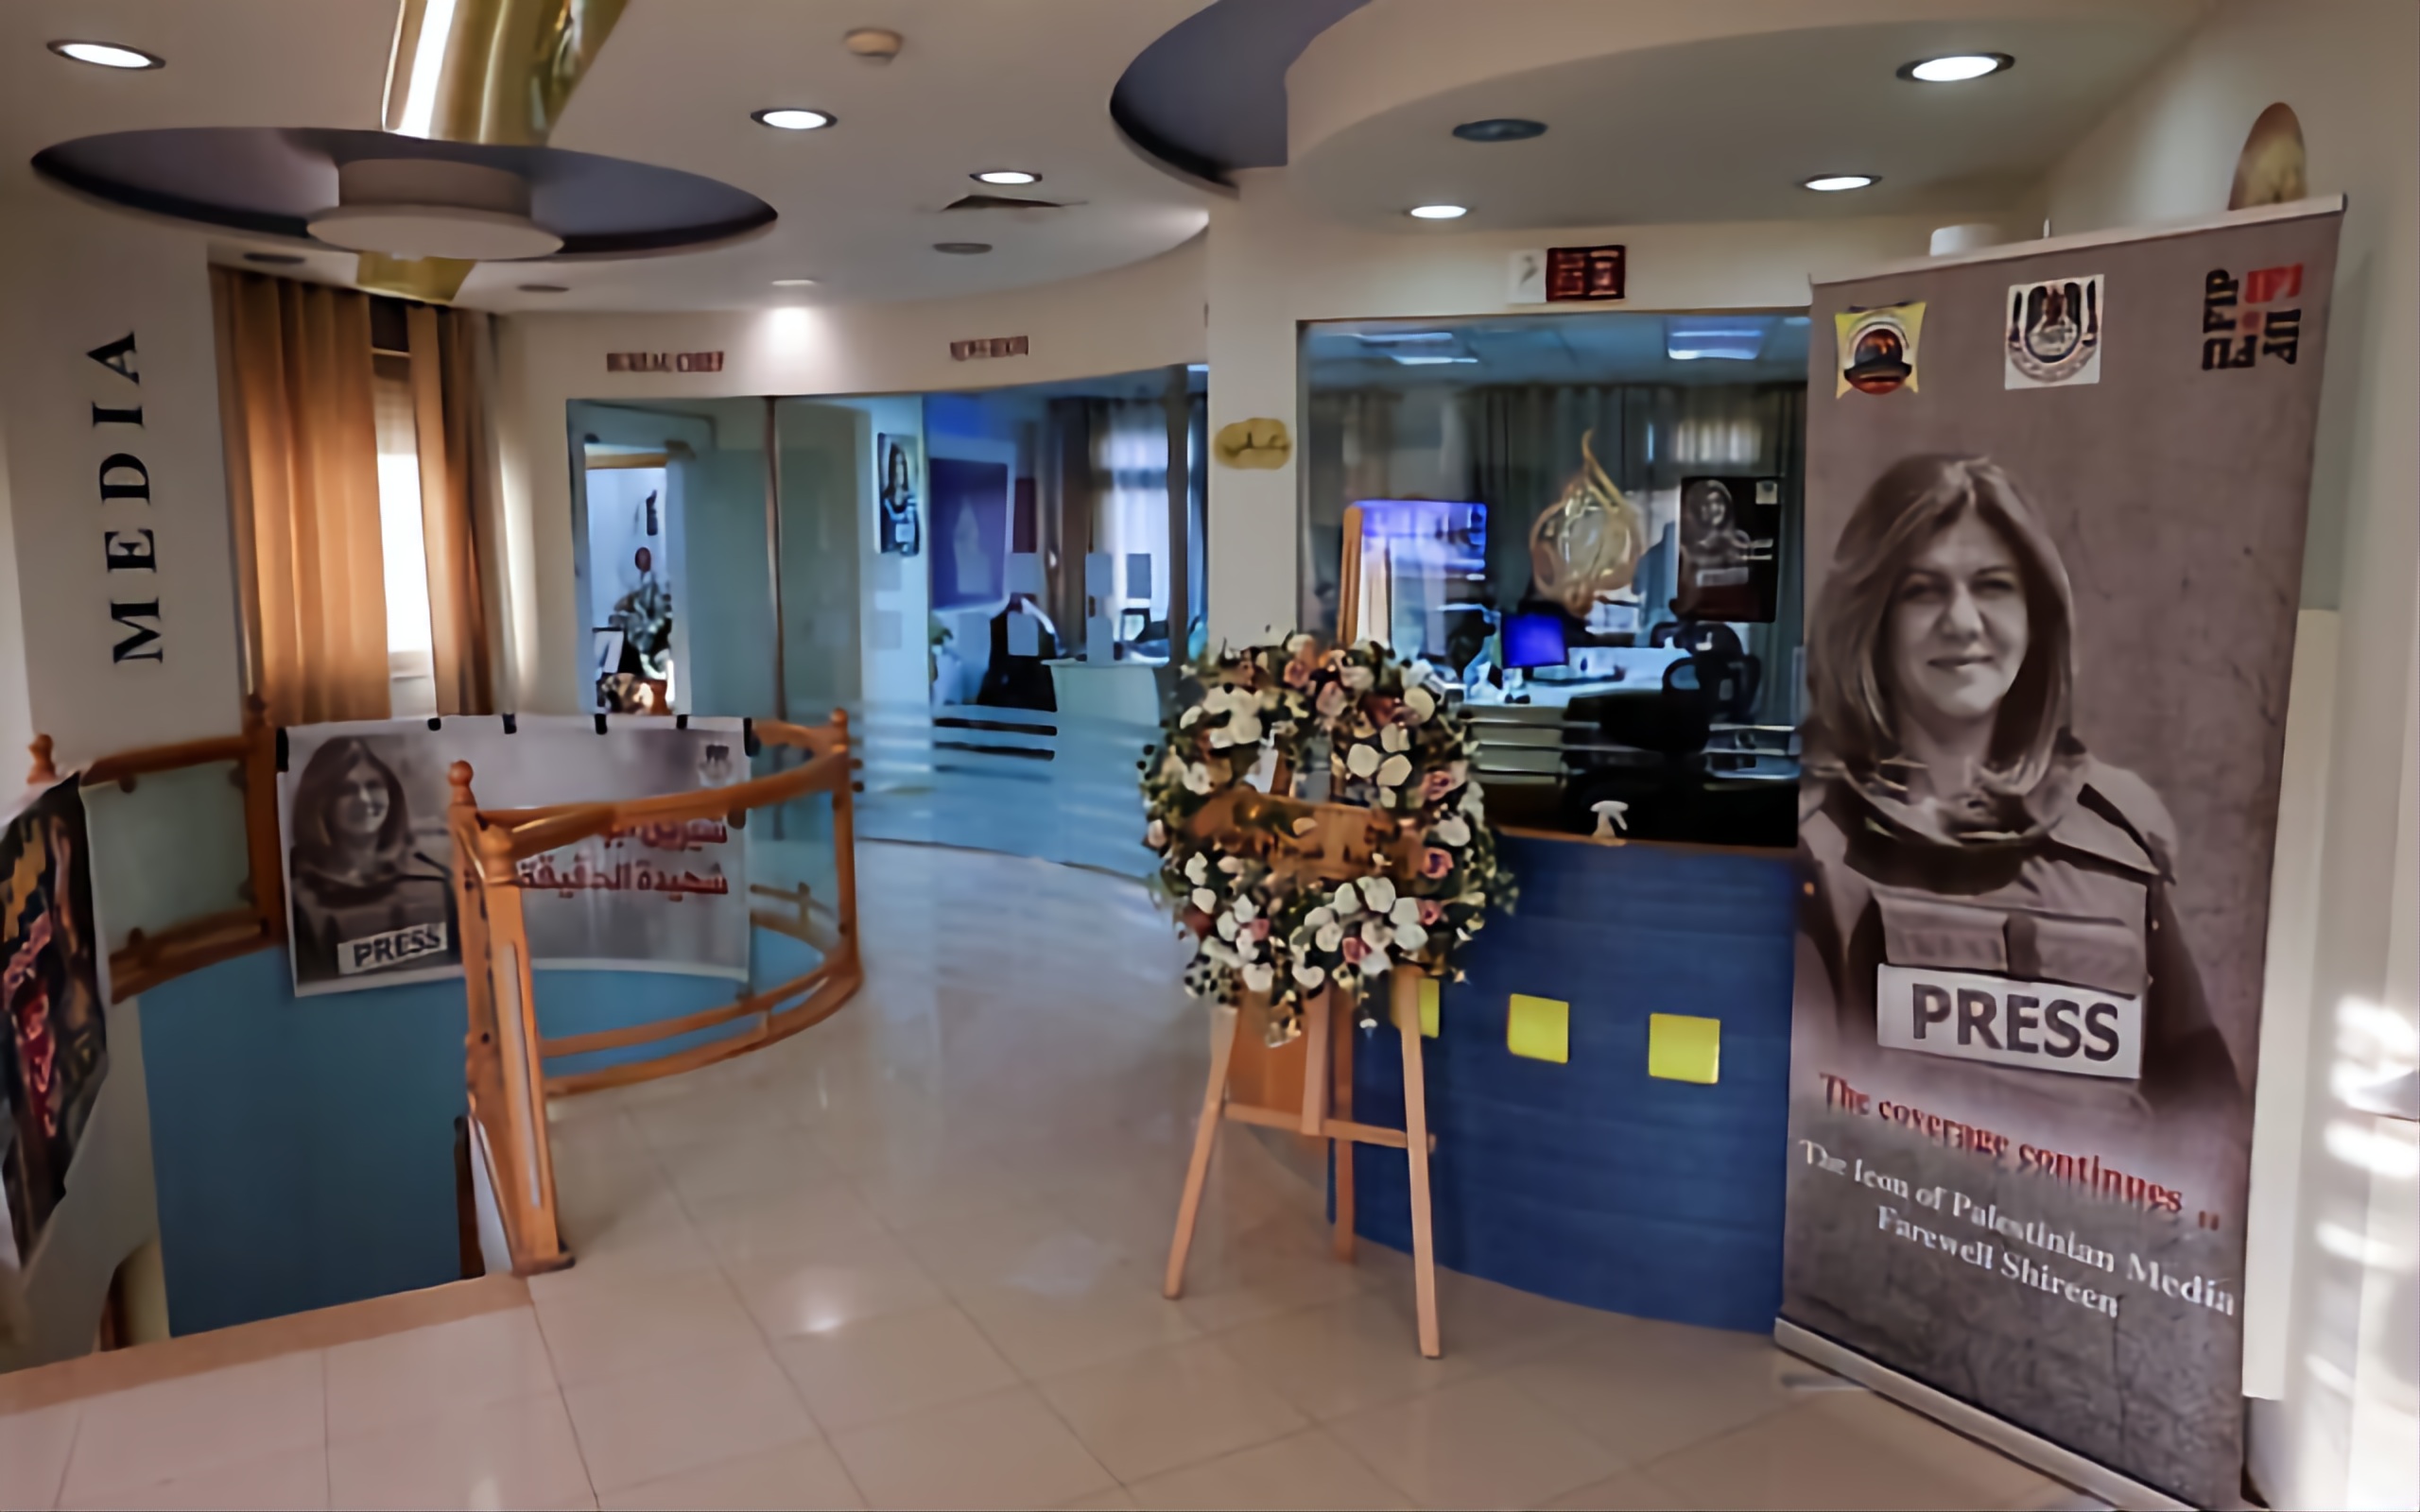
139, 951, 469, 1336
1350, 834, 1799, 1333
141, 932, 829, 1334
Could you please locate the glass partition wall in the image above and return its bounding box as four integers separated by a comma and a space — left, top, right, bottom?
1301, 312, 1808, 846
566, 369, 1204, 876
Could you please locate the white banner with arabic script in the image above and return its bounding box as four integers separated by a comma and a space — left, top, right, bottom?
279, 716, 749, 997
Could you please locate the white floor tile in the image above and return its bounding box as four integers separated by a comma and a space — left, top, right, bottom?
597, 1441, 864, 1511
60, 1442, 328, 1512
61, 1351, 324, 1503
1036, 1336, 1307, 1484
826, 1385, 1115, 1511
0, 1400, 81, 1511
772, 1304, 1019, 1433
325, 1308, 558, 1441
327, 1390, 593, 1511
562, 1343, 818, 1494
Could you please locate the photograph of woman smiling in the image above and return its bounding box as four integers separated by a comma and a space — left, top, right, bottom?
286, 736, 455, 988
1796, 455, 2241, 1112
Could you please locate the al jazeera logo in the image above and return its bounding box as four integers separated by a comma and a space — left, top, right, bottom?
1835, 303, 1924, 396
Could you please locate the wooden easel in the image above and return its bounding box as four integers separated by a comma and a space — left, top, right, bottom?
1159, 762, 1444, 1355
1163, 969, 1442, 1355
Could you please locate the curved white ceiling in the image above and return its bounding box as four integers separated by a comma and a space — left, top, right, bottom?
1287, 0, 2206, 229
0, 0, 1219, 311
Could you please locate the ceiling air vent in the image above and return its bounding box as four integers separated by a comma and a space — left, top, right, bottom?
942, 194, 1069, 212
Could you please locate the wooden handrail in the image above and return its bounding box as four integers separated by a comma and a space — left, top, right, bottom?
445, 707, 865, 1276
81, 733, 251, 786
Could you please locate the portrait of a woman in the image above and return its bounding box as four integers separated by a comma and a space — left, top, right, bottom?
287, 737, 454, 988
1796, 455, 2240, 1110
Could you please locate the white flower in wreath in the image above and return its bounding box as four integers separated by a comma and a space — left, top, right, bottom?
1333, 881, 1361, 914
1361, 876, 1397, 913
1228, 713, 1263, 746
1345, 742, 1381, 780
1146, 819, 1167, 849
1392, 921, 1429, 954
1216, 912, 1239, 940
1381, 724, 1409, 755
1242, 961, 1275, 994
1404, 686, 1436, 724
1235, 934, 1259, 963
1341, 664, 1374, 693
1286, 633, 1317, 657
1375, 753, 1413, 789
1191, 886, 1218, 913
1184, 763, 1215, 795
1181, 706, 1202, 728
1390, 897, 1422, 929
1315, 921, 1344, 952
1410, 658, 1436, 683
1233, 894, 1257, 922
1461, 785, 1485, 816
1359, 919, 1392, 952
1184, 853, 1209, 885
1293, 961, 1326, 989
1432, 814, 1471, 848
1306, 905, 1336, 930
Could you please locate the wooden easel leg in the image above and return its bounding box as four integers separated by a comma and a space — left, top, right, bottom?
1165, 1001, 1240, 1299
1393, 969, 1442, 1358
1331, 988, 1357, 1262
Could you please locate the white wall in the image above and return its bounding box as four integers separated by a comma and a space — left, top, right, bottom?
1204, 168, 1945, 644
494, 240, 1206, 713
2039, 4, 2419, 1506
0, 195, 244, 768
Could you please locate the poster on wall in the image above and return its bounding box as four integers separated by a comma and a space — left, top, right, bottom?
928, 455, 1010, 615
878, 433, 923, 558
1785, 199, 2342, 1506
280, 717, 750, 997
0, 781, 106, 1266
1673, 474, 1781, 622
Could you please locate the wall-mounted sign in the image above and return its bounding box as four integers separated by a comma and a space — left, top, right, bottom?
950, 335, 1029, 361
1547, 245, 1627, 302
605, 351, 724, 373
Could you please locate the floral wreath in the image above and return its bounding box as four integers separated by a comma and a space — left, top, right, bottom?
1143, 637, 1514, 1042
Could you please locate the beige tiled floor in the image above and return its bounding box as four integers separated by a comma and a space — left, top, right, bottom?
0, 843, 2098, 1510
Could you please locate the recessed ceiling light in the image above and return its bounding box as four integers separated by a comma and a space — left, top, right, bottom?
1392, 354, 1478, 367
752, 108, 835, 131
1666, 323, 1767, 361
1407, 204, 1468, 220
1803, 174, 1877, 193
933, 242, 992, 255
1899, 53, 2014, 83
1452, 118, 1547, 143
519, 284, 569, 293
48, 40, 164, 70
1356, 331, 1455, 345
771, 277, 819, 286
243, 251, 305, 266
972, 169, 1040, 186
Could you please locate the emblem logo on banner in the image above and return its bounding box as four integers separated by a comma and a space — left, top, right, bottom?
1834, 302, 1924, 395
2004, 275, 2103, 387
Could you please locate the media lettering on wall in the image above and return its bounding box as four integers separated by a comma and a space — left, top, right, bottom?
84, 335, 164, 664
948, 335, 1028, 361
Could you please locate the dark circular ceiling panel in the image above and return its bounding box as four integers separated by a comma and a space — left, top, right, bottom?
32, 128, 776, 257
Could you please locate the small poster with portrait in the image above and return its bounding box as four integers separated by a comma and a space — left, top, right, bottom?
280, 717, 751, 996
1672, 474, 1781, 622
877, 433, 922, 558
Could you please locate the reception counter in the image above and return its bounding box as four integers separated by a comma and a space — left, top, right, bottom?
1350, 831, 1798, 1333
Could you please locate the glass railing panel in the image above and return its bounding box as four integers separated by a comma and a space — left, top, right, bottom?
79, 761, 254, 964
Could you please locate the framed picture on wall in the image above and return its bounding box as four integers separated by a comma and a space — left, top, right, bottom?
928, 454, 1011, 616
878, 433, 923, 557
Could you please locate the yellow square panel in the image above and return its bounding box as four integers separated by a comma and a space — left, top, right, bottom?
1418, 975, 1440, 1039
1648, 1013, 1720, 1084
1507, 994, 1569, 1064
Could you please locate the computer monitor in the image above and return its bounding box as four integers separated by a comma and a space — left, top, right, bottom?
1501, 610, 1569, 671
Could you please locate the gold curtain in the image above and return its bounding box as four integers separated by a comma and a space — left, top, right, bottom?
405, 304, 501, 714
211, 268, 390, 726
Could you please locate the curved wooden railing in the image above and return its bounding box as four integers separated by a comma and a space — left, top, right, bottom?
34, 705, 865, 1280
444, 711, 862, 1274
28, 698, 288, 1001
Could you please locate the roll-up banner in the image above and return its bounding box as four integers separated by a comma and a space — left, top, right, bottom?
281, 716, 751, 996
1784, 198, 2342, 1508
